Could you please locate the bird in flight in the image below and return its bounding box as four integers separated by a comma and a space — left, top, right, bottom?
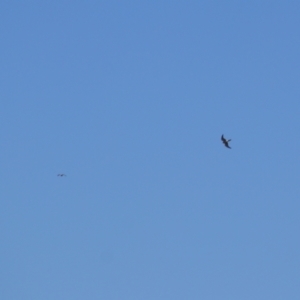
57, 174, 66, 177
221, 134, 231, 149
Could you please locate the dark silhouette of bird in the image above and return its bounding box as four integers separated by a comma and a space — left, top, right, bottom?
221, 134, 231, 149
57, 174, 66, 177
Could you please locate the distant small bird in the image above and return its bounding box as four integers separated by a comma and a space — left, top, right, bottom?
221, 134, 231, 149
57, 174, 66, 177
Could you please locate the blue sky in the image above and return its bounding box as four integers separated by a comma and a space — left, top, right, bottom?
1, 1, 300, 299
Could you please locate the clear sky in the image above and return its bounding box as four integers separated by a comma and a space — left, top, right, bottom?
1, 1, 299, 299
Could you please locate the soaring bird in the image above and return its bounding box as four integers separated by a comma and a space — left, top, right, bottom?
221, 134, 231, 149
57, 174, 66, 177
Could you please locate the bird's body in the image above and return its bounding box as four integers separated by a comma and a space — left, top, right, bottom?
57, 174, 66, 177
221, 134, 231, 149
